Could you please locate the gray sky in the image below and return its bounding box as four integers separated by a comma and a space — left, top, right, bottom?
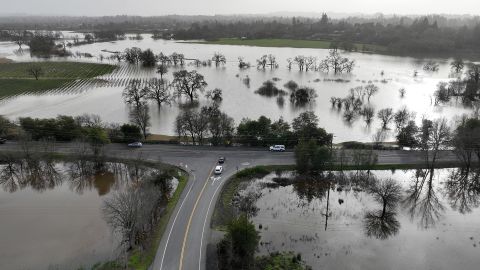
1, 0, 479, 16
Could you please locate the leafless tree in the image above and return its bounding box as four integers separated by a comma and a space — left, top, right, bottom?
129, 102, 151, 139
172, 70, 208, 103
361, 106, 375, 125
145, 78, 171, 107
123, 80, 148, 108
394, 107, 415, 130
365, 84, 379, 101
27, 66, 43, 80
256, 55, 268, 69
267, 54, 278, 69
417, 118, 451, 170
212, 52, 226, 67
156, 64, 168, 80
305, 56, 316, 71
294, 55, 306, 71
377, 108, 394, 129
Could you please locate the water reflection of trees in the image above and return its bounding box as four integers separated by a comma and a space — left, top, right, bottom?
292, 173, 333, 203
363, 178, 401, 240
102, 172, 174, 251
403, 169, 444, 228
0, 155, 153, 196
0, 154, 62, 193
445, 168, 480, 214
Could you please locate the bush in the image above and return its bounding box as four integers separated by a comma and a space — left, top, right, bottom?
341, 141, 369, 149
235, 166, 270, 179
19, 115, 81, 141
120, 124, 142, 142
255, 80, 286, 97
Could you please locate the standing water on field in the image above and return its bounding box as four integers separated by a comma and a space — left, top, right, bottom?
0, 34, 474, 142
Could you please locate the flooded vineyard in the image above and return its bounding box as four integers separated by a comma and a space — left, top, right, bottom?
0, 33, 475, 142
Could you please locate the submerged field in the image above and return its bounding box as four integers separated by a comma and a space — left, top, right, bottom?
184, 38, 387, 52
0, 62, 116, 98
212, 168, 480, 270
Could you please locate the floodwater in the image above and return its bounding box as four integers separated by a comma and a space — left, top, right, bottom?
0, 33, 474, 142
0, 159, 160, 270
239, 169, 480, 270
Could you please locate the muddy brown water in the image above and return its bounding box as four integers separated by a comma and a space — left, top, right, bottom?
0, 160, 165, 270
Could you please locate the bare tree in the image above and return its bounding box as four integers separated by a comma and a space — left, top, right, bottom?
293, 55, 306, 71
123, 80, 147, 108
394, 107, 415, 130
365, 84, 379, 101
172, 70, 208, 103
124, 47, 142, 64
129, 103, 151, 139
256, 55, 267, 69
450, 58, 465, 74
156, 64, 168, 80
212, 52, 226, 67
267, 54, 278, 69
157, 52, 170, 65
361, 106, 375, 125
320, 49, 355, 74
377, 108, 394, 129
305, 56, 316, 71
27, 66, 43, 80
417, 118, 451, 169
175, 107, 210, 145
144, 78, 171, 107
169, 52, 180, 66
286, 58, 293, 70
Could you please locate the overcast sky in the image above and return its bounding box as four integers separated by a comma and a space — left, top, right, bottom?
1, 0, 479, 16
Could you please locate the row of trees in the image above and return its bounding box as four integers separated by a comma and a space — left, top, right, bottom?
172, 15, 480, 57
434, 63, 480, 108
396, 116, 480, 170
118, 47, 355, 74
176, 110, 333, 147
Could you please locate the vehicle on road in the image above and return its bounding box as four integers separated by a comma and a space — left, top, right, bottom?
214, 165, 223, 175
269, 145, 286, 152
218, 157, 226, 164
0, 138, 6, 144
127, 142, 143, 148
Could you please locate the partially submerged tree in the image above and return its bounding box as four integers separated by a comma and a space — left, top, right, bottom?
140, 49, 156, 67
172, 70, 208, 103
451, 58, 465, 74
123, 80, 147, 108
377, 108, 394, 129
365, 84, 379, 101
212, 52, 226, 67
319, 49, 355, 74
145, 78, 171, 107
124, 47, 142, 64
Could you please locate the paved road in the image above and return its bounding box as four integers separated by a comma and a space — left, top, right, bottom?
0, 142, 461, 270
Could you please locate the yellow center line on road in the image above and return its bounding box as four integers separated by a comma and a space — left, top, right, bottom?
179, 164, 216, 270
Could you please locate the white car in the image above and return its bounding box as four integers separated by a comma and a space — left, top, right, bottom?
214, 165, 223, 175
127, 142, 143, 148
269, 145, 286, 152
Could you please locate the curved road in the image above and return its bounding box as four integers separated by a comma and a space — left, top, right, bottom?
0, 142, 461, 270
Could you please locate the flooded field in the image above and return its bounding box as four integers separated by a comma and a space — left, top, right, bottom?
0, 158, 174, 270
0, 33, 475, 142
237, 169, 480, 270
